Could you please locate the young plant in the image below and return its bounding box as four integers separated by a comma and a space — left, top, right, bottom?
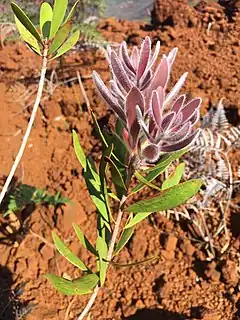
0, 0, 80, 205
4, 183, 70, 217
46, 37, 203, 319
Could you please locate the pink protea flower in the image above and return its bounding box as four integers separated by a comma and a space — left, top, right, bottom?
93, 37, 201, 166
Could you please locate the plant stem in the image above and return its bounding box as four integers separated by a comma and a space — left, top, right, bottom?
77, 195, 127, 320
0, 48, 48, 205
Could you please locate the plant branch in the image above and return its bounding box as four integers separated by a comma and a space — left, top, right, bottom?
0, 48, 48, 205
77, 194, 127, 320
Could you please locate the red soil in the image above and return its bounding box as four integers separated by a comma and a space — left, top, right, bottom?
0, 1, 240, 319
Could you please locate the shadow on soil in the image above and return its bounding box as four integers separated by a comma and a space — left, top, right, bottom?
125, 309, 186, 320
0, 265, 14, 320
0, 265, 35, 320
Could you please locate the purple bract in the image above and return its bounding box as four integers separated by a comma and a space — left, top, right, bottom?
93, 37, 201, 167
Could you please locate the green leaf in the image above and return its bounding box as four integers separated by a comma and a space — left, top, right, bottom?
73, 223, 98, 256
73, 274, 99, 295
114, 225, 134, 256
73, 131, 110, 230
40, 2, 53, 39
50, 29, 80, 60
48, 20, 71, 55
124, 212, 152, 229
105, 156, 126, 191
127, 179, 203, 213
96, 236, 108, 286
11, 2, 42, 44
131, 149, 186, 194
52, 231, 88, 271
49, 0, 68, 39
14, 16, 41, 54
64, 0, 80, 23
162, 163, 185, 190
134, 171, 161, 192
73, 130, 87, 170
46, 273, 99, 295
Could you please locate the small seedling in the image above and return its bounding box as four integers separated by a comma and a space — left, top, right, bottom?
4, 183, 70, 217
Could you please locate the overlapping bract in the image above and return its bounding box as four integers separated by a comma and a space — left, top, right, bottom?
93, 36, 201, 166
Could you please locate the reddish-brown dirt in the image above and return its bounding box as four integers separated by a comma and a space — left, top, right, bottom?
0, 1, 240, 319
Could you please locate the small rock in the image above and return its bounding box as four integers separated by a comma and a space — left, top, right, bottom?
161, 249, 175, 261
162, 234, 178, 252
221, 260, 238, 286
62, 200, 87, 231
40, 244, 54, 261
205, 262, 221, 283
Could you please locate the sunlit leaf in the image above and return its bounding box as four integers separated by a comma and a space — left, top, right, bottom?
50, 29, 80, 59
124, 212, 152, 229
73, 274, 99, 295
48, 20, 71, 55
127, 179, 203, 213
73, 131, 110, 230
134, 171, 161, 191
52, 231, 88, 271
131, 149, 186, 194
73, 223, 98, 256
11, 2, 42, 44
46, 273, 99, 295
96, 236, 108, 285
49, 0, 68, 39
14, 16, 41, 54
64, 0, 80, 23
162, 163, 185, 190
40, 2, 52, 39
73, 130, 87, 170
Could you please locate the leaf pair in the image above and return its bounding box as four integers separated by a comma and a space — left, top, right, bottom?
47, 231, 99, 295
11, 0, 80, 58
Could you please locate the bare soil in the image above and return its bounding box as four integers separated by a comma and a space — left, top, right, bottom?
0, 1, 240, 319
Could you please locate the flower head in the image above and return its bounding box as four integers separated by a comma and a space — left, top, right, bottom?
93, 37, 201, 167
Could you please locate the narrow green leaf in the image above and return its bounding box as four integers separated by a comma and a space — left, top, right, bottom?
52, 231, 88, 271
49, 0, 68, 39
91, 111, 127, 169
73, 274, 99, 295
40, 2, 53, 39
110, 255, 158, 268
64, 0, 80, 23
48, 20, 71, 55
50, 29, 79, 59
105, 156, 126, 191
96, 236, 108, 286
108, 189, 120, 202
127, 179, 203, 213
134, 171, 161, 192
73, 130, 110, 230
73, 223, 98, 256
46, 273, 99, 295
162, 163, 185, 190
11, 2, 42, 44
125, 212, 152, 229
73, 130, 87, 170
14, 16, 41, 54
131, 149, 187, 194
114, 226, 134, 255
46, 274, 77, 295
